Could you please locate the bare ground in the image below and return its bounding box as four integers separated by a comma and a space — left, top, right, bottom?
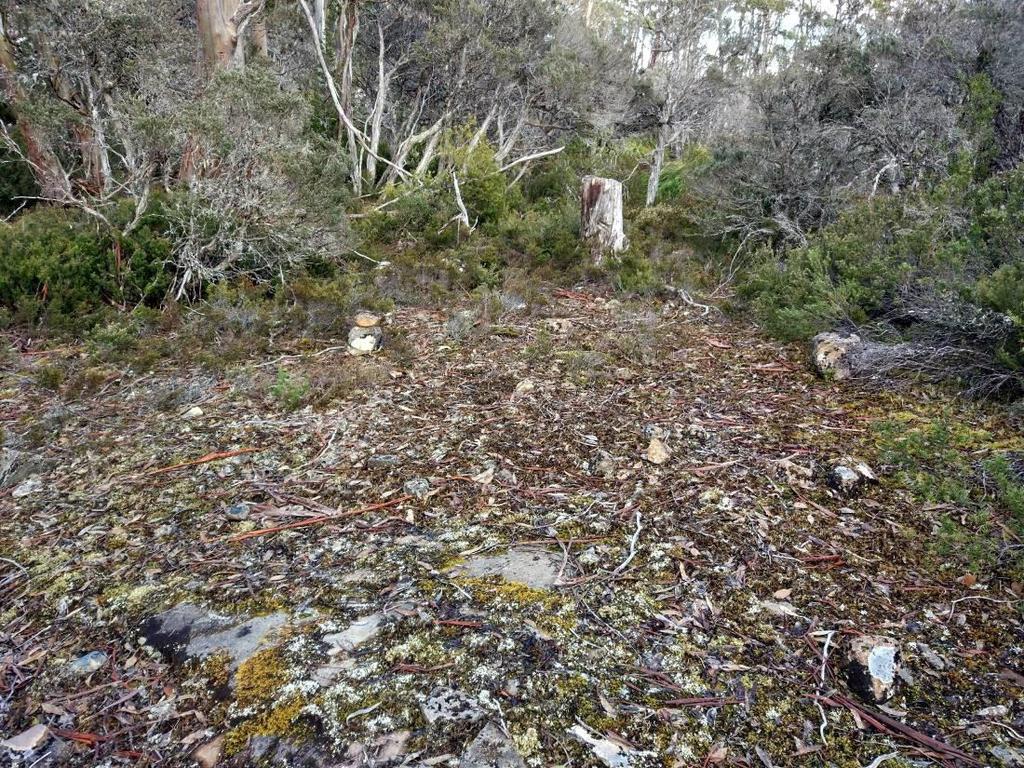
1, 288, 1022, 767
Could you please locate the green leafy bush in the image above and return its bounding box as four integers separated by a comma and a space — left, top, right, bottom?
0, 203, 172, 329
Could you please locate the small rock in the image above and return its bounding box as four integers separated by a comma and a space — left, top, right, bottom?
67, 650, 108, 676
224, 503, 251, 522
976, 704, 1009, 718
193, 735, 224, 768
182, 405, 204, 419
567, 725, 658, 768
140, 603, 288, 669
11, 476, 43, 498
447, 310, 478, 340
367, 454, 402, 468
991, 745, 1024, 766
594, 451, 616, 479
915, 642, 946, 671
349, 325, 383, 355
645, 437, 671, 465
0, 724, 49, 753
354, 311, 382, 328
543, 318, 573, 335
846, 635, 900, 703
512, 379, 535, 398
324, 613, 383, 655
374, 730, 411, 761
812, 332, 862, 380
404, 478, 431, 499
829, 457, 877, 494
459, 722, 527, 768
421, 687, 484, 726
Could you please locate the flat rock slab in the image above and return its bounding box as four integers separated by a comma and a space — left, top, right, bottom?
140, 603, 288, 668
452, 548, 563, 590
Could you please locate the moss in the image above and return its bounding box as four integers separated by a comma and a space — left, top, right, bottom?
224, 696, 310, 756
457, 577, 578, 634
234, 649, 290, 710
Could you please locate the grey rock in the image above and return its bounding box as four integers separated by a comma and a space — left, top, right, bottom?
224, 503, 251, 522
915, 642, 946, 671
421, 687, 484, 726
567, 725, 658, 768
367, 454, 402, 468
11, 476, 43, 498
460, 723, 526, 768
323, 613, 383, 655
140, 603, 288, 668
1, 447, 48, 490
543, 318, 573, 335
404, 478, 431, 499
828, 457, 877, 494
812, 332, 863, 380
349, 325, 383, 355
0, 724, 49, 753
452, 548, 563, 590
67, 651, 108, 676
992, 745, 1024, 766
846, 635, 900, 703
447, 310, 478, 340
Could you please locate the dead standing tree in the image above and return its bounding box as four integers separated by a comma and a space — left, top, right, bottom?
581, 175, 627, 264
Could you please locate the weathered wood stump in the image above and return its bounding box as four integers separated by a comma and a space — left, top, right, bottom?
581, 175, 627, 264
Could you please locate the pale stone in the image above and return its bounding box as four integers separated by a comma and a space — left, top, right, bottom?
645, 437, 671, 465
0, 724, 49, 752
846, 635, 900, 703
193, 735, 224, 768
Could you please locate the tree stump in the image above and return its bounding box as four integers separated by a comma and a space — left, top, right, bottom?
581, 175, 627, 264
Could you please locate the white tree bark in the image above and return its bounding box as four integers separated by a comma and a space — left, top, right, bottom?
581, 175, 627, 263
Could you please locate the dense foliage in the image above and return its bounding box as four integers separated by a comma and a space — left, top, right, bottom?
1, 0, 1024, 393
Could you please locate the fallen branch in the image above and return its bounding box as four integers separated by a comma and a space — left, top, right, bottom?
811, 694, 982, 766
143, 448, 261, 477
229, 495, 412, 541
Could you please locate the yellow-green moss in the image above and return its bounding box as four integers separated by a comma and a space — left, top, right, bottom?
234, 649, 289, 709
224, 697, 309, 755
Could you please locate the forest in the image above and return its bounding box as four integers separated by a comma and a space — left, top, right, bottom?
1, 1, 1024, 767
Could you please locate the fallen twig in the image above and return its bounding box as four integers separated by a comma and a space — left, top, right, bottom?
811, 694, 982, 766
229, 495, 412, 541
142, 448, 261, 477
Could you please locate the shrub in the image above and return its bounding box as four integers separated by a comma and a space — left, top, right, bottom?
0, 204, 172, 329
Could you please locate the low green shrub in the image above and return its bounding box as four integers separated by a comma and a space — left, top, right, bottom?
0, 202, 172, 329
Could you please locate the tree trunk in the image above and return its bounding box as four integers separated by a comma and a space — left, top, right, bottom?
645, 137, 665, 207
0, 15, 71, 199
581, 175, 627, 264
197, 0, 243, 72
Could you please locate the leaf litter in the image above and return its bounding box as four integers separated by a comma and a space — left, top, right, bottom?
1, 289, 1022, 767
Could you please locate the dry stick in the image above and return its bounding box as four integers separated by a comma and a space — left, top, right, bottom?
814, 694, 982, 766
141, 448, 261, 477
229, 495, 412, 542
